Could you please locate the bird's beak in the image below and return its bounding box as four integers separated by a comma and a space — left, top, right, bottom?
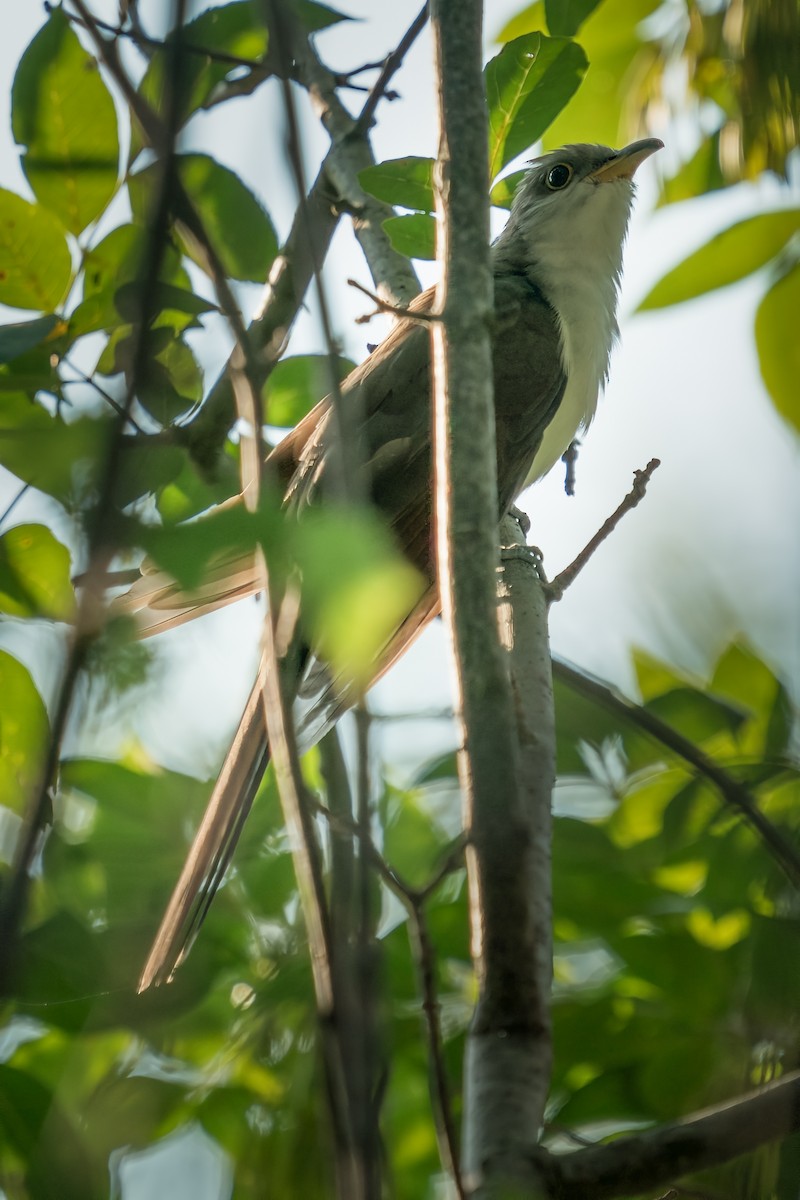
589, 138, 664, 182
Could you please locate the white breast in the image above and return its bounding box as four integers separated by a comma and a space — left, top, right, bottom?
524, 180, 633, 482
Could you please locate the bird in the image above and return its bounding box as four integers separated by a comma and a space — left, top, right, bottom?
128, 138, 663, 989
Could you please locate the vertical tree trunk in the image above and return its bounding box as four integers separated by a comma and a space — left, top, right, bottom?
429, 5, 554, 1196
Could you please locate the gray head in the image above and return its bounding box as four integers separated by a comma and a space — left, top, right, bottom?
494, 139, 663, 285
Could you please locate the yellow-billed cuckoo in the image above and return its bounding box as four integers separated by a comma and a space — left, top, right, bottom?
129, 139, 662, 989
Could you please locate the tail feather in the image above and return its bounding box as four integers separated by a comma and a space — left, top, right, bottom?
114, 554, 263, 638
138, 674, 271, 990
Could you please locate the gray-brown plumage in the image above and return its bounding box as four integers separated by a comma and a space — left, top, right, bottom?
132, 139, 662, 989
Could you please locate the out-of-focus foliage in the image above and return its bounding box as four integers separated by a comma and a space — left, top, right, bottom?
0, 1, 798, 1198
1, 635, 798, 1198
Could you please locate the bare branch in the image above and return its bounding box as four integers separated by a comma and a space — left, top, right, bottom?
543, 1069, 800, 1199
348, 277, 439, 326
354, 3, 430, 135
547, 459, 661, 601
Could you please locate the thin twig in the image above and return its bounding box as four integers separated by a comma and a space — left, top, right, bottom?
547, 458, 661, 601
314, 795, 466, 1197
348, 277, 440, 326
60, 358, 146, 433
267, 3, 357, 504
355, 3, 429, 134
407, 900, 466, 1199
0, 483, 31, 532
552, 656, 800, 890
61, 2, 272, 70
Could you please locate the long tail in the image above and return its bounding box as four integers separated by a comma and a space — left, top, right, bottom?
138, 675, 270, 990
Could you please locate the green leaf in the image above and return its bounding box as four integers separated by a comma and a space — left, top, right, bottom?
0, 651, 49, 810
82, 224, 190, 298
139, 492, 284, 591
132, 4, 347, 157
0, 523, 75, 621
96, 328, 203, 425
137, 2, 270, 142
0, 188, 72, 312
489, 170, 526, 209
156, 453, 239, 524
755, 262, 800, 434
383, 214, 436, 261
12, 7, 119, 234
485, 33, 588, 179
638, 210, 800, 310
297, 0, 352, 30
545, 0, 604, 37
0, 393, 106, 505
0, 316, 63, 364
657, 131, 727, 208
264, 354, 355, 427
358, 158, 435, 213
499, 0, 660, 150
129, 153, 278, 283
295, 508, 427, 684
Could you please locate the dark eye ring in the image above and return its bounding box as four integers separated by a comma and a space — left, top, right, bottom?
546, 163, 573, 190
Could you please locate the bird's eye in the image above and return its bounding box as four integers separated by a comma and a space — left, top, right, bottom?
546, 163, 573, 190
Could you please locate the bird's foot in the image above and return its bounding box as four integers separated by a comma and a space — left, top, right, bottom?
500, 541, 548, 583
507, 503, 531, 535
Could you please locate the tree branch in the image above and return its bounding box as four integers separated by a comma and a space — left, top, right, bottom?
552, 658, 800, 890
543, 1069, 800, 1199
430, 4, 548, 1196
547, 459, 661, 601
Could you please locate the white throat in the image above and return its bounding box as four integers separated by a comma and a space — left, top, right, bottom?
523, 181, 633, 480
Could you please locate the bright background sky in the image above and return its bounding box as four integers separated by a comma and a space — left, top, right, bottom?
0, 3, 798, 1196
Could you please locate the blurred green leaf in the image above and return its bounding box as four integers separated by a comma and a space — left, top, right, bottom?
12, 7, 118, 234
657, 132, 727, 208
489, 169, 526, 209
0, 316, 63, 364
295, 508, 426, 684
485, 33, 588, 179
639, 210, 800, 310
114, 281, 219, 325
264, 354, 355, 427
0, 651, 48, 812
383, 214, 436, 261
137, 2, 270, 144
0, 188, 72, 312
0, 1063, 97, 1200
0, 523, 75, 621
755, 262, 800, 434
359, 158, 435, 213
644, 686, 746, 745
60, 758, 211, 926
133, 1, 350, 155
545, 0, 603, 37
710, 641, 785, 757
139, 489, 284, 591
82, 224, 190, 299
129, 153, 278, 283
297, 0, 352, 30
381, 783, 447, 888
156, 452, 239, 524
0, 393, 106, 505
96, 327, 203, 425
